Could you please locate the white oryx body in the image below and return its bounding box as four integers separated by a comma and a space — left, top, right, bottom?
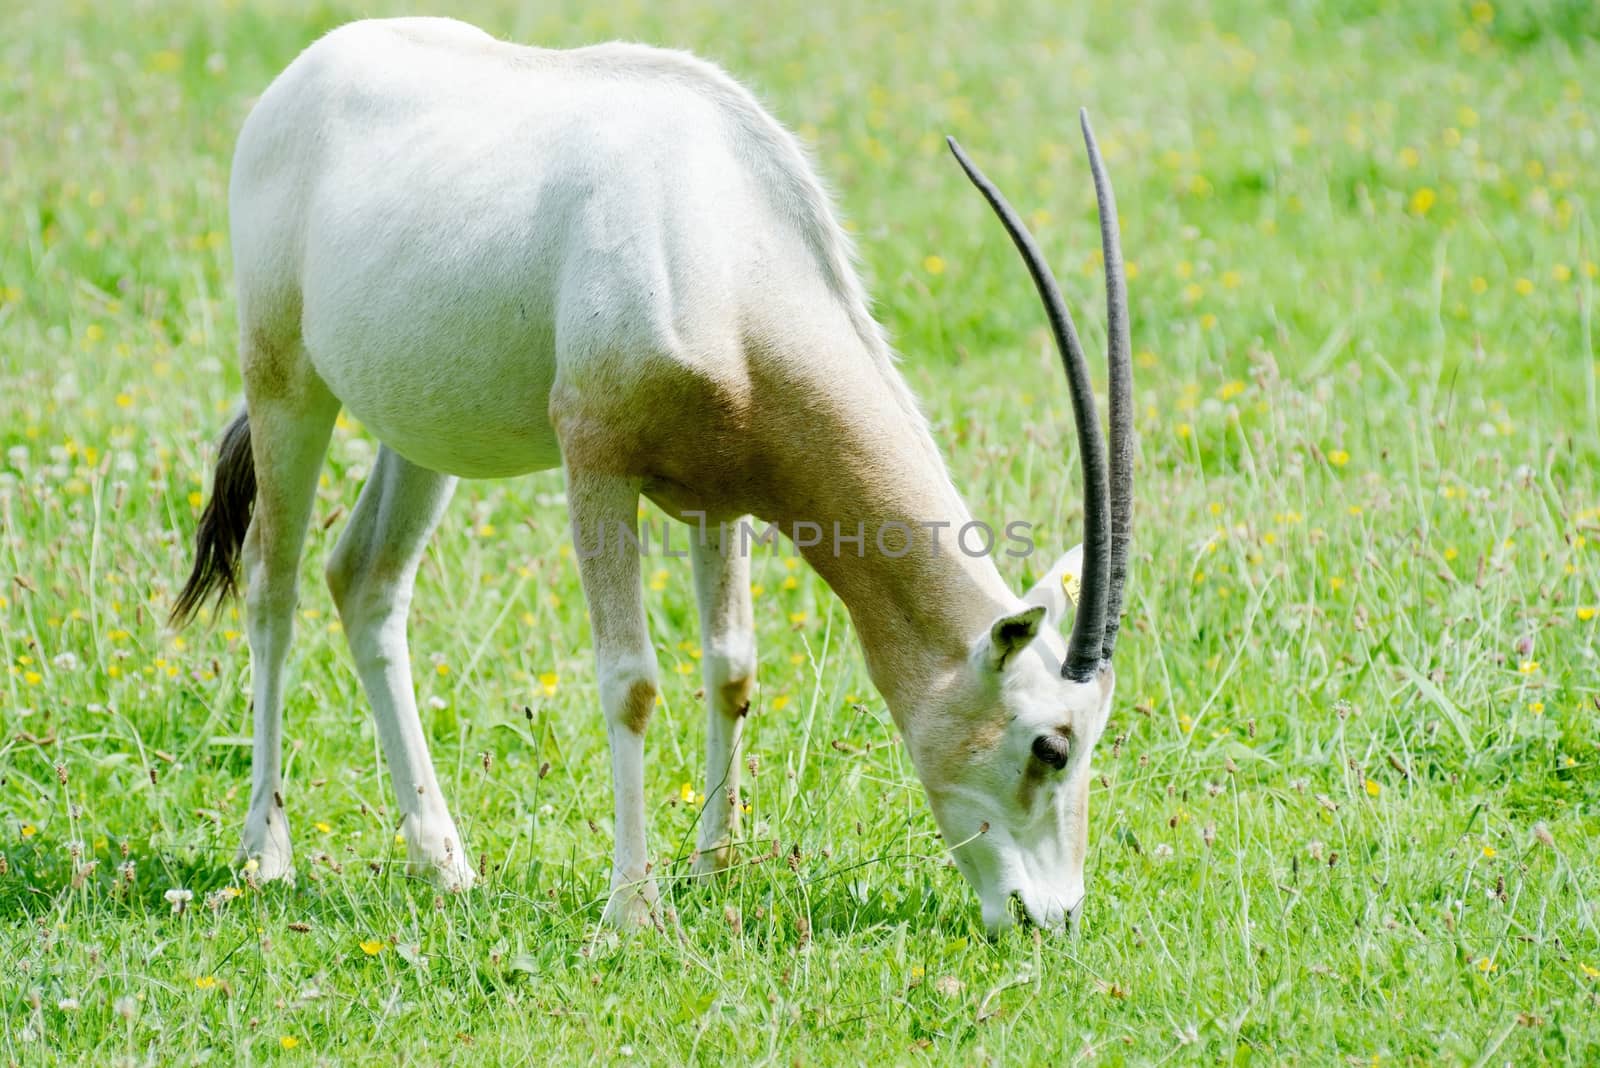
178, 17, 1133, 934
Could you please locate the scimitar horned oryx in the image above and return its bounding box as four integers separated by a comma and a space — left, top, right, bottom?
171, 17, 1132, 934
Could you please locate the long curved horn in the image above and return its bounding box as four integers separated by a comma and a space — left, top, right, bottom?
1079, 111, 1133, 661
947, 135, 1109, 683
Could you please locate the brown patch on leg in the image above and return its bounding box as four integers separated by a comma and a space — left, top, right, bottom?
719, 675, 753, 718
621, 678, 656, 734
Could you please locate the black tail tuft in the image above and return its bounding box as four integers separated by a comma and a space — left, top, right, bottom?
171, 408, 256, 628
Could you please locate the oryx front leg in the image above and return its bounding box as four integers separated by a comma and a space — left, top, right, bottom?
690, 523, 755, 874
238, 383, 338, 884
567, 469, 662, 929
326, 446, 473, 890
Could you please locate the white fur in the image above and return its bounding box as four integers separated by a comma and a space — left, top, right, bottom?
227, 17, 1115, 932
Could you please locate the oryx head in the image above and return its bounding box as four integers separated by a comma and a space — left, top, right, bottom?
913, 112, 1132, 935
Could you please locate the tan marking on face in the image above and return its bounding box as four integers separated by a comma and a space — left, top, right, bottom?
1071, 767, 1090, 856
918, 706, 1008, 790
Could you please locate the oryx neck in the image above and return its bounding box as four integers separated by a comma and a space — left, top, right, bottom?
775, 414, 1014, 716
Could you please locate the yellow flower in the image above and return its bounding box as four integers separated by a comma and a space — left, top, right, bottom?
24, 671, 41, 685
1199, 313, 1218, 331
1327, 449, 1350, 467
115, 392, 133, 408
194, 976, 217, 989
1469, 275, 1488, 295
1365, 778, 1381, 797
1581, 963, 1599, 979
771, 694, 792, 712
788, 612, 807, 625
435, 662, 450, 676
788, 652, 805, 666
280, 1036, 300, 1050
679, 782, 694, 803
1398, 146, 1420, 168
1476, 957, 1496, 974
1410, 188, 1436, 215
1329, 577, 1345, 591
1182, 283, 1204, 303
923, 255, 945, 276
782, 575, 798, 590
21, 825, 37, 839
674, 661, 694, 676
538, 671, 559, 696
314, 821, 332, 834
1176, 422, 1192, 439
1514, 278, 1533, 296
1553, 264, 1572, 282
1482, 845, 1496, 858
1221, 270, 1242, 289
1578, 607, 1596, 622
1471, 1, 1494, 24
1444, 547, 1459, 561
1527, 702, 1544, 715
360, 939, 384, 956
1518, 660, 1539, 675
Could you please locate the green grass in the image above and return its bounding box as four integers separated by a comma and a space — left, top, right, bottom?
3, 0, 1599, 1062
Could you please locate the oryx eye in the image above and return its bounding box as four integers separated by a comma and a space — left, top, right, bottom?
1031, 732, 1071, 770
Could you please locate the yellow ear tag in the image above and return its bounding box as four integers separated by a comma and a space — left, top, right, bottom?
1061, 570, 1081, 605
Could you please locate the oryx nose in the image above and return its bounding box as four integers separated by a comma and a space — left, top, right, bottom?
1066, 896, 1085, 934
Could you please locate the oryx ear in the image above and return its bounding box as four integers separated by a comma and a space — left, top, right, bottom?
1022, 544, 1085, 629
985, 604, 1047, 671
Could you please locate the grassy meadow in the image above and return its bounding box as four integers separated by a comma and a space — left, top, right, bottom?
2, 0, 1599, 1062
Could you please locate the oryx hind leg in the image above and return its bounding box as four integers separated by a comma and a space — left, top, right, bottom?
237, 344, 338, 883
325, 445, 472, 890
690, 521, 755, 874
